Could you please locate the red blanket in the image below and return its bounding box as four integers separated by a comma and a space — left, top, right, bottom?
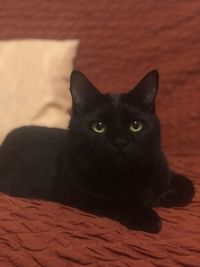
0, 155, 199, 267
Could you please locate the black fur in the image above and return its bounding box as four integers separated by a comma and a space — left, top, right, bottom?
0, 70, 194, 233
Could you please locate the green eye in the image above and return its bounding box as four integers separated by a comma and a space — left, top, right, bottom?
92, 122, 106, 133
129, 121, 143, 133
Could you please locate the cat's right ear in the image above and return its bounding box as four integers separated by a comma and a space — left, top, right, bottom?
70, 70, 101, 111
123, 70, 159, 112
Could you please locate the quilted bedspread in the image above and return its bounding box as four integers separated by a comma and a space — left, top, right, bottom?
0, 155, 199, 267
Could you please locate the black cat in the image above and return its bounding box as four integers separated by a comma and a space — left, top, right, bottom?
0, 70, 194, 233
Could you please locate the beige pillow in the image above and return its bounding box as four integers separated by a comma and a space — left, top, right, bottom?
0, 39, 78, 143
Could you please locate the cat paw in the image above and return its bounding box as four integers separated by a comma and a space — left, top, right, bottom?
158, 173, 195, 208
118, 207, 161, 233
135, 208, 161, 233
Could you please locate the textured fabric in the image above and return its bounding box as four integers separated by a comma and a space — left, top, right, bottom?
0, 156, 199, 267
0, 39, 78, 143
0, 1, 199, 267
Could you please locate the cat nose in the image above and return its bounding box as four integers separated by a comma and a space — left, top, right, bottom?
113, 139, 128, 149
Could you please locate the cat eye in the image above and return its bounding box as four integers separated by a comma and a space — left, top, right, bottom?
92, 122, 106, 133
129, 121, 143, 133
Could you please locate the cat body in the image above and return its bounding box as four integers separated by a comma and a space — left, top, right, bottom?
0, 70, 194, 232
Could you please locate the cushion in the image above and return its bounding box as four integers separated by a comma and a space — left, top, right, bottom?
0, 39, 79, 143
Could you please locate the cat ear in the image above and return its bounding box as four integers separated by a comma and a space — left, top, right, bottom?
125, 70, 159, 111
70, 70, 101, 110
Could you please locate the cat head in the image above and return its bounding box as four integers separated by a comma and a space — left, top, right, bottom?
68, 70, 160, 173
68, 70, 161, 196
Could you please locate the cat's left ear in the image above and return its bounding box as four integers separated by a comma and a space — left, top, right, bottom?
125, 70, 159, 112
70, 70, 101, 112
